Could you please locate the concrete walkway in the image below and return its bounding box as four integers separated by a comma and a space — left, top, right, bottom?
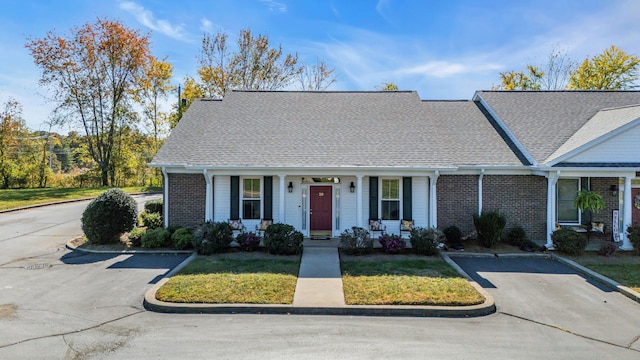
293, 247, 345, 307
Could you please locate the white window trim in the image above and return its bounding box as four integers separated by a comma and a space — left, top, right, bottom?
241, 177, 263, 220
380, 177, 402, 221
557, 177, 581, 225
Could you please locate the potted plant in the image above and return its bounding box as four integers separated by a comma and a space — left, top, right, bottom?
575, 190, 604, 243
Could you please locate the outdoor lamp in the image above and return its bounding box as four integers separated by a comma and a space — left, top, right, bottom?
350, 182, 355, 193
610, 184, 618, 196
288, 182, 293, 193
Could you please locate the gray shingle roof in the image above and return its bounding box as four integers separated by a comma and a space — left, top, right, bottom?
151, 90, 522, 169
476, 90, 640, 165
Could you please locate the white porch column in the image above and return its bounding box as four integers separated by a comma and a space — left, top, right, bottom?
545, 171, 559, 249
203, 170, 213, 222
162, 167, 169, 228
478, 169, 485, 216
356, 175, 363, 228
429, 171, 439, 228
621, 177, 633, 250
278, 174, 286, 223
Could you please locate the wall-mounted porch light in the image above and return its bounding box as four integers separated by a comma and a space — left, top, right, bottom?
288, 181, 293, 193
349, 181, 355, 193
610, 184, 618, 196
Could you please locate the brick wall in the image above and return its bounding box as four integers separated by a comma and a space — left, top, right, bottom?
483, 175, 547, 241
437, 175, 479, 236
589, 177, 619, 235
168, 173, 206, 227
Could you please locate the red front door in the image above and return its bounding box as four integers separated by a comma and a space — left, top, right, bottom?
632, 188, 640, 226
310, 186, 332, 234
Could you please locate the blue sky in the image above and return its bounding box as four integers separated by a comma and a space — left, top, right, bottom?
2, 0, 640, 132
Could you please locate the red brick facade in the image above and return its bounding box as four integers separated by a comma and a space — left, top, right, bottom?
437, 175, 479, 236
167, 173, 206, 227
588, 177, 619, 236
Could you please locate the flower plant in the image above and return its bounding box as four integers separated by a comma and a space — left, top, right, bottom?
377, 233, 406, 254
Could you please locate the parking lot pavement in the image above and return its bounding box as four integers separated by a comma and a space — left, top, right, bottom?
451, 255, 640, 351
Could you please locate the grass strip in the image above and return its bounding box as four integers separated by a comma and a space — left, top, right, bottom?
341, 258, 484, 306
584, 264, 640, 293
156, 257, 300, 304
0, 186, 161, 211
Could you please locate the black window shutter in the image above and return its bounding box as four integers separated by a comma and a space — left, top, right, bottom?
230, 176, 239, 219
403, 177, 412, 221
263, 176, 273, 220
369, 177, 378, 220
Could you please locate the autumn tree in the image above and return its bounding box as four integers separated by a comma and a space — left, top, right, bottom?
0, 99, 23, 188
197, 28, 302, 98
569, 45, 640, 90
26, 18, 152, 186
380, 82, 400, 91
297, 58, 337, 91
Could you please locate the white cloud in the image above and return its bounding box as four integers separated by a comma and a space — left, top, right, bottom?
259, 0, 287, 12
200, 18, 213, 33
119, 1, 189, 41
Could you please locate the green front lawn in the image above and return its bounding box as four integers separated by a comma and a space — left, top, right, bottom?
0, 186, 161, 211
584, 264, 640, 293
341, 258, 485, 306
155, 257, 300, 304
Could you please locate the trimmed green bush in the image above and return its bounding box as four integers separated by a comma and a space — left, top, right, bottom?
409, 227, 444, 256
141, 228, 170, 248
473, 211, 507, 248
340, 227, 373, 255
552, 228, 587, 255
171, 227, 193, 250
627, 224, 640, 255
236, 232, 262, 252
263, 223, 303, 255
81, 188, 138, 245
140, 211, 163, 229
506, 226, 527, 247
443, 226, 462, 244
128, 227, 146, 247
192, 222, 233, 255
144, 199, 163, 214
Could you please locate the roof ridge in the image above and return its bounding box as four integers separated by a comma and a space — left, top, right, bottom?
229, 89, 417, 94
478, 90, 640, 93
597, 103, 640, 112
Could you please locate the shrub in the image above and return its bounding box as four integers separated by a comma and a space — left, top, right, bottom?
171, 227, 193, 250
236, 232, 262, 252
141, 228, 170, 248
140, 211, 163, 230
409, 227, 444, 256
506, 226, 527, 247
598, 241, 617, 257
473, 211, 507, 248
551, 228, 587, 255
192, 222, 233, 255
81, 188, 138, 245
128, 227, 146, 247
627, 224, 640, 255
377, 233, 406, 254
443, 226, 462, 244
144, 199, 163, 214
340, 227, 373, 255
263, 223, 303, 255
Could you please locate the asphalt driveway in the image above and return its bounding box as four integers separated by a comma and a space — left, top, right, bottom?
450, 255, 640, 351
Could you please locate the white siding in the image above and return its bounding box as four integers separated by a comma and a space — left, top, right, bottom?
284, 176, 301, 229
340, 177, 358, 233
567, 125, 640, 163
213, 175, 230, 222
413, 176, 429, 228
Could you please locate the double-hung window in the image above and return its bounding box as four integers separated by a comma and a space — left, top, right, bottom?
557, 178, 580, 224
381, 178, 400, 220
242, 178, 261, 220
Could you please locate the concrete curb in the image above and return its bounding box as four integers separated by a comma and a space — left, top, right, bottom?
446, 251, 640, 305
66, 237, 194, 255
142, 251, 497, 318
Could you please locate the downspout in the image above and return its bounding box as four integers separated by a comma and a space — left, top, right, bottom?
429, 171, 439, 228
478, 169, 485, 216
162, 167, 169, 228
546, 170, 560, 250
203, 169, 213, 222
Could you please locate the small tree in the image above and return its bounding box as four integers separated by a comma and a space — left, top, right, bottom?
575, 190, 604, 243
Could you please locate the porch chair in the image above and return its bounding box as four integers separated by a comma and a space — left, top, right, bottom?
255, 219, 273, 237
228, 219, 245, 237
369, 219, 386, 239
400, 219, 414, 238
